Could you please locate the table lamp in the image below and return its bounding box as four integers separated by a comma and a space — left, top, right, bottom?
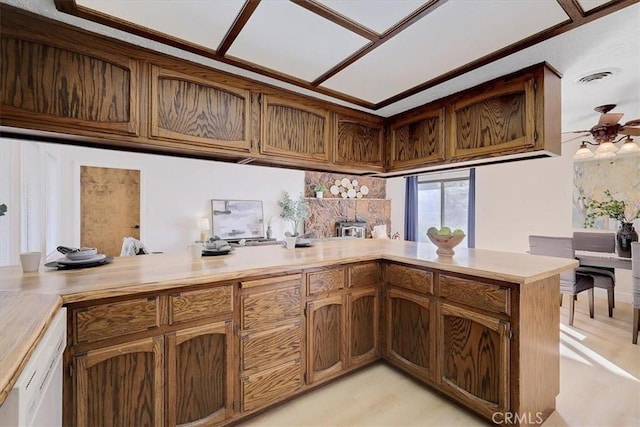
199, 218, 210, 242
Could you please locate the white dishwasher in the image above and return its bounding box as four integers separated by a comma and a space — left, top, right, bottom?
0, 307, 67, 427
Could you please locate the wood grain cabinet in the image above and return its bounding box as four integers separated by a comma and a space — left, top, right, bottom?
306, 294, 347, 384
73, 336, 164, 427
347, 287, 379, 368
389, 106, 445, 170
166, 321, 234, 427
333, 114, 385, 171
437, 303, 511, 419
447, 64, 560, 162
0, 33, 139, 138
384, 287, 435, 382
260, 95, 331, 163
239, 275, 304, 413
149, 66, 251, 154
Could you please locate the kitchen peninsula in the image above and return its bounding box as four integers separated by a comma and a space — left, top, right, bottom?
0, 239, 577, 426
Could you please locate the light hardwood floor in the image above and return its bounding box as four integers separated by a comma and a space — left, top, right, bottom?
242, 297, 640, 426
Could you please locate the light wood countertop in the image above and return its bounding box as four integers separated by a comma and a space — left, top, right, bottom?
0, 291, 62, 406
0, 239, 578, 406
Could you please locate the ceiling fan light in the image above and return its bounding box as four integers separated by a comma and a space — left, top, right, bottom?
573, 143, 595, 160
617, 138, 640, 155
593, 149, 616, 160
594, 141, 618, 155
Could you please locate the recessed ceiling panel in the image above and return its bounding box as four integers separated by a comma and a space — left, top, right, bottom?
227, 1, 369, 81
322, 0, 569, 103
316, 0, 428, 33
577, 0, 614, 12
76, 0, 245, 50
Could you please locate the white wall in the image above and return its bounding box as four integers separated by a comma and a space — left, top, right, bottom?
387, 142, 636, 303
0, 138, 304, 264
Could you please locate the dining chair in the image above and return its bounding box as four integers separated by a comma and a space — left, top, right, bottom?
529, 235, 594, 326
573, 231, 616, 317
632, 242, 639, 344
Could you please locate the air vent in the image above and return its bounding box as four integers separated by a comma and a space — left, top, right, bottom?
574, 68, 620, 85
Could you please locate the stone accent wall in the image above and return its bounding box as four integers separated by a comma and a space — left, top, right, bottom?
304, 172, 390, 238
304, 172, 386, 198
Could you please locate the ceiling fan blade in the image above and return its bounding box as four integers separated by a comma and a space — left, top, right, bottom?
561, 132, 590, 144
594, 104, 616, 114
623, 118, 640, 127
597, 112, 623, 125
620, 127, 640, 136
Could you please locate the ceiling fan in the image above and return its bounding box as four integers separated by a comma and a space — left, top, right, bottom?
572, 104, 640, 160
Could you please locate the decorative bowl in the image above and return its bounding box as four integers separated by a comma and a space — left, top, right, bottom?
65, 247, 98, 260
426, 231, 465, 256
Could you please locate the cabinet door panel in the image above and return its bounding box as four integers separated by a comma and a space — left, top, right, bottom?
307, 295, 346, 384
390, 107, 445, 169
449, 76, 535, 160
438, 303, 510, 419
348, 288, 379, 367
334, 115, 384, 170
1, 37, 138, 136
385, 288, 434, 382
150, 66, 251, 152
261, 95, 330, 162
167, 321, 233, 426
349, 262, 380, 288
74, 337, 164, 427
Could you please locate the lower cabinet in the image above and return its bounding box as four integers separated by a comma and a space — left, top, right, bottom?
437, 302, 511, 419
239, 274, 304, 412
73, 336, 165, 427
347, 287, 379, 368
166, 321, 234, 426
384, 287, 435, 382
306, 295, 347, 384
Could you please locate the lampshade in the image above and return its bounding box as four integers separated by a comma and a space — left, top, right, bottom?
573, 142, 595, 160
616, 137, 640, 155
199, 218, 210, 241
594, 141, 618, 155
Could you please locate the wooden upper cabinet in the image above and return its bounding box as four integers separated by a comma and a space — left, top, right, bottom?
149, 66, 251, 153
389, 107, 445, 170
0, 37, 138, 137
449, 76, 534, 160
333, 114, 385, 171
260, 95, 330, 162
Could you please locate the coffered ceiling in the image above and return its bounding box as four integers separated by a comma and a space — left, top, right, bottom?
5, 0, 639, 134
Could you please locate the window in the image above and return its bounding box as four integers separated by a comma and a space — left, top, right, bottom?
417, 170, 475, 248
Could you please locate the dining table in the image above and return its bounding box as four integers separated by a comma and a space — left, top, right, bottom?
575, 250, 632, 270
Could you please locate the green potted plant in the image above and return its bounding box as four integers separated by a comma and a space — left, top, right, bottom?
314, 184, 327, 198
584, 189, 639, 257
278, 192, 309, 237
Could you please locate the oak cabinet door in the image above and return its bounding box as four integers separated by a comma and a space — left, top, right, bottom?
389, 107, 445, 170
260, 95, 330, 162
333, 114, 385, 171
166, 321, 234, 427
73, 336, 164, 427
384, 287, 435, 382
306, 295, 346, 384
448, 75, 535, 161
0, 36, 139, 137
150, 66, 251, 153
437, 303, 510, 419
347, 287, 379, 368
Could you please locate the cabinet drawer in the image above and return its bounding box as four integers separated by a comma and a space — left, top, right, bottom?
169, 285, 233, 325
349, 262, 380, 288
242, 359, 302, 412
241, 322, 302, 372
440, 275, 511, 315
307, 268, 346, 295
385, 264, 433, 294
74, 297, 160, 344
242, 285, 302, 330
